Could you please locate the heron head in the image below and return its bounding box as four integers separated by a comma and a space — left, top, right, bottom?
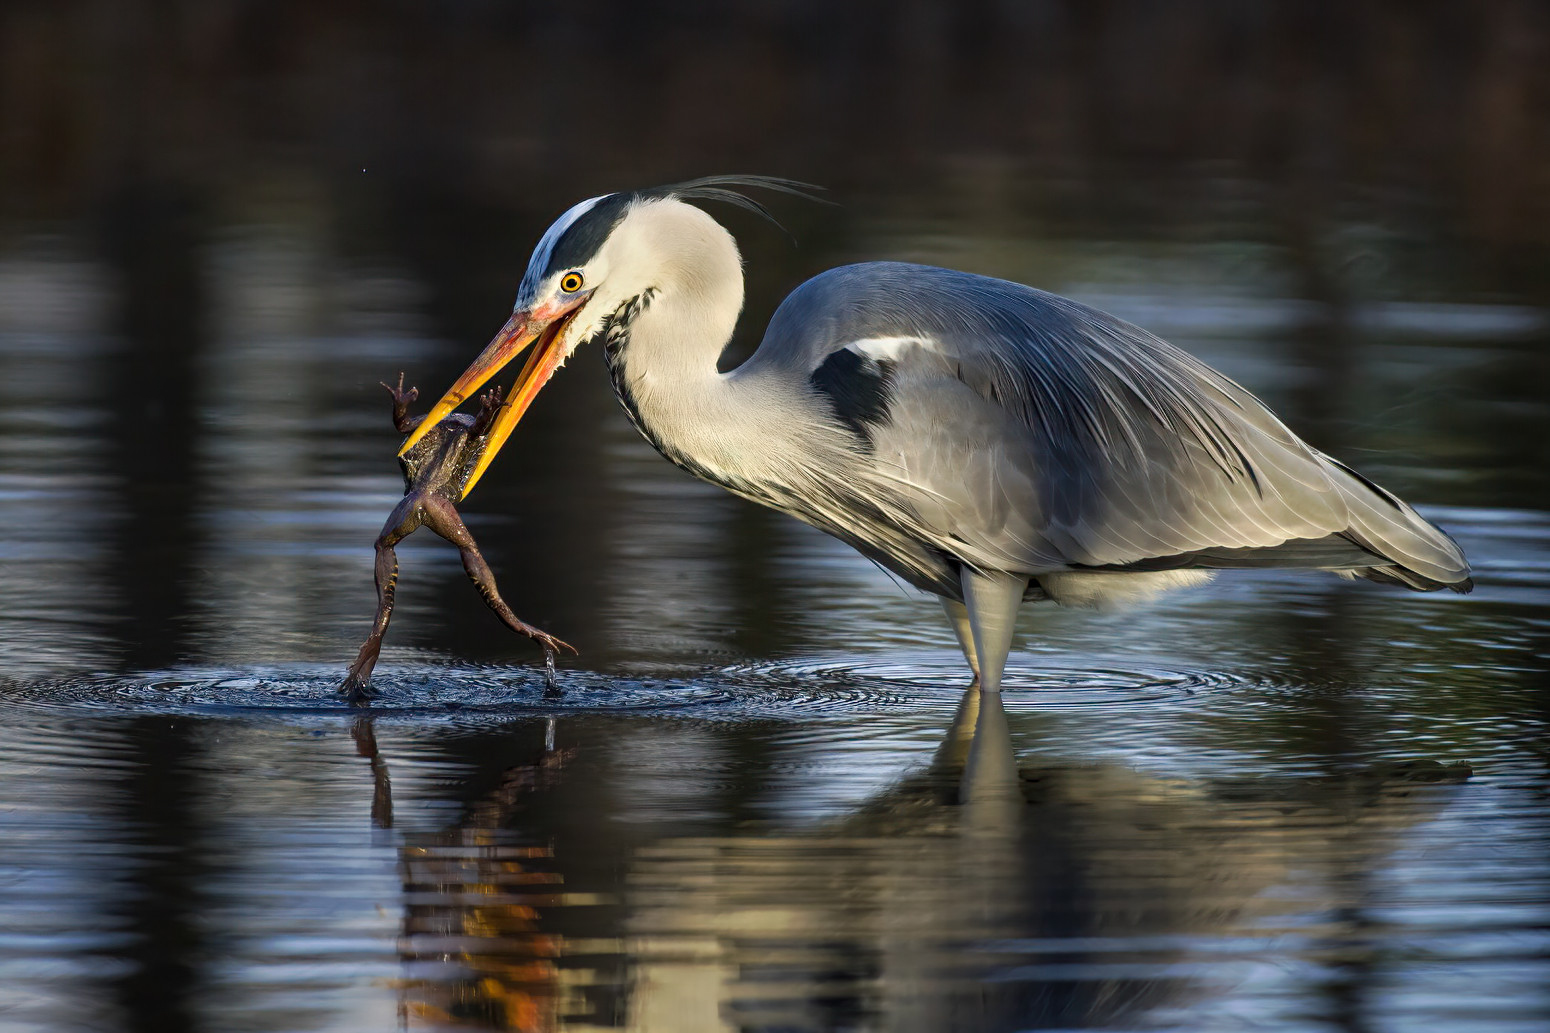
400, 177, 818, 498
393, 190, 643, 493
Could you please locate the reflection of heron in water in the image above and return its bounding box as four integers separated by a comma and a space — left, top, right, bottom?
349, 709, 1467, 1032
620, 707, 1466, 1033
402, 178, 1472, 727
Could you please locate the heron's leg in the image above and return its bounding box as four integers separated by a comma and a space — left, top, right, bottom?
960, 567, 1025, 696
935, 599, 982, 772
340, 497, 424, 703
941, 598, 981, 683
420, 496, 577, 661
959, 567, 1026, 801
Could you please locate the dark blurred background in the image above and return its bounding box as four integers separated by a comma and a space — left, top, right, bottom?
5, 1, 1549, 270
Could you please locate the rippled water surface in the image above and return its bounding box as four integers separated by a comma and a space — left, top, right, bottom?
4, 282, 1547, 1033
4, 8, 1550, 1029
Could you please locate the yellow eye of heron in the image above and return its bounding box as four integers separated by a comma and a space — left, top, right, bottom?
560, 272, 584, 293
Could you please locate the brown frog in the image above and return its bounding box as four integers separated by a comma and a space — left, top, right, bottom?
340, 374, 574, 702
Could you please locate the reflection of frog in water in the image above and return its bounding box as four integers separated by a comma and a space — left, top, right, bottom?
340, 374, 574, 703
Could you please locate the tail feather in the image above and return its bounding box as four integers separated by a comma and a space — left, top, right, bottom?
1345, 564, 1475, 593
1319, 452, 1472, 593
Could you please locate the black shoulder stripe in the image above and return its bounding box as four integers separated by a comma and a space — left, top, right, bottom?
810, 349, 894, 443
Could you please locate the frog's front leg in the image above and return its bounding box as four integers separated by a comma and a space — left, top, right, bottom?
420, 495, 577, 665
469, 384, 505, 437
383, 373, 426, 435
340, 496, 425, 704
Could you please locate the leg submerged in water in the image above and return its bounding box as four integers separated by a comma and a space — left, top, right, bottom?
958, 567, 1027, 802
959, 567, 1024, 696
340, 497, 424, 703
942, 597, 981, 684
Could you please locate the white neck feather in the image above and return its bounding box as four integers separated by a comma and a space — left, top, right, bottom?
595, 199, 821, 486
610, 199, 744, 380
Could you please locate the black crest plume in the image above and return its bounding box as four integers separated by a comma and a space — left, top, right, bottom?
638, 175, 830, 239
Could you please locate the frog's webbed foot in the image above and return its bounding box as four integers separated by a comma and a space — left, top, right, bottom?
470, 384, 505, 437
530, 629, 578, 657
338, 669, 379, 706
382, 372, 419, 408
382, 373, 422, 434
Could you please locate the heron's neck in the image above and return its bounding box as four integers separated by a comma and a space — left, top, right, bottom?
609, 258, 741, 393
602, 254, 807, 490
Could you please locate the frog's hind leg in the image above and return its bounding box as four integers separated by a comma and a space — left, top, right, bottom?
420, 496, 576, 664
340, 498, 423, 703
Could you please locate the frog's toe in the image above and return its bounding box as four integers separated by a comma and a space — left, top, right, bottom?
528, 628, 576, 656
380, 375, 418, 406
338, 673, 378, 705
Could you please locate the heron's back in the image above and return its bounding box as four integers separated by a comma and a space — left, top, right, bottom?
747, 262, 1470, 602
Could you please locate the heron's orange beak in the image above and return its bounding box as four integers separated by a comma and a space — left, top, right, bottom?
398, 295, 588, 499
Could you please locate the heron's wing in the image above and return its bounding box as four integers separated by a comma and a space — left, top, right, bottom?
774, 263, 1468, 586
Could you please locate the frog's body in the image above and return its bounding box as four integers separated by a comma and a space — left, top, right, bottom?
340, 376, 573, 702
398, 412, 485, 503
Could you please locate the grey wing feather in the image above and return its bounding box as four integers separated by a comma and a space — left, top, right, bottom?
764, 262, 1470, 591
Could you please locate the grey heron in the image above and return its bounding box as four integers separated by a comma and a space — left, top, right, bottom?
401, 176, 1472, 700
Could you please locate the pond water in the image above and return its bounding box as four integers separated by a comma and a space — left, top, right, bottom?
2, 207, 1547, 1033
3, 8, 1550, 1028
